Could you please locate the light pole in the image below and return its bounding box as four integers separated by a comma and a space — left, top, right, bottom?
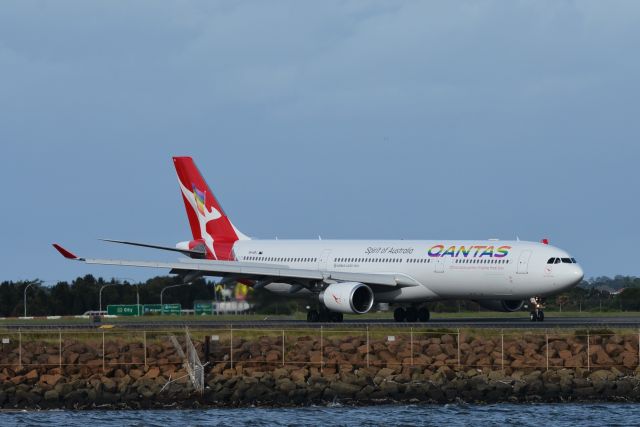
99, 284, 117, 314
160, 284, 187, 314
23, 281, 37, 317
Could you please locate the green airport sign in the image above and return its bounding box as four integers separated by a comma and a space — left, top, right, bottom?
142, 304, 162, 315
161, 303, 181, 315
107, 304, 142, 316
194, 302, 213, 315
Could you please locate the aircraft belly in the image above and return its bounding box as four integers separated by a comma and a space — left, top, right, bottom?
422, 269, 513, 299
374, 285, 438, 303
264, 282, 312, 296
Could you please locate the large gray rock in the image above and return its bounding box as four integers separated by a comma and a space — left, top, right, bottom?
590, 369, 616, 382
276, 378, 296, 393
16, 389, 41, 404
44, 389, 59, 401
355, 384, 375, 400
329, 381, 361, 398
243, 382, 271, 401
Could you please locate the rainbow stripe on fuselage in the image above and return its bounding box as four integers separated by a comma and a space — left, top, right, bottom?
427, 244, 511, 258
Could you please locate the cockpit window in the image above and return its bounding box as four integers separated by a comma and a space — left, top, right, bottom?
571, 257, 577, 263
561, 258, 572, 263
547, 258, 555, 264
554, 258, 561, 264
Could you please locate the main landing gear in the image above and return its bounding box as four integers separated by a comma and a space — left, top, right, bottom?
394, 305, 430, 322
529, 297, 545, 322
306, 307, 344, 323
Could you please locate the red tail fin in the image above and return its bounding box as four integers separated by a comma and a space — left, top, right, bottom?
173, 157, 249, 260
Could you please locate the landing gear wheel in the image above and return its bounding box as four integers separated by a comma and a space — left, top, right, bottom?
529, 297, 545, 322
405, 306, 418, 322
307, 310, 319, 323
330, 312, 344, 323
393, 307, 406, 322
417, 306, 430, 322
318, 310, 330, 322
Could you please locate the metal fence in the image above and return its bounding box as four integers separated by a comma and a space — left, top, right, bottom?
1, 327, 640, 374
185, 329, 205, 393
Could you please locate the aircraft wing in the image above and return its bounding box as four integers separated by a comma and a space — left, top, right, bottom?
52, 244, 419, 288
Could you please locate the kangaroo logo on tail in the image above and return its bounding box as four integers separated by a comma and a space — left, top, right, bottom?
173, 157, 249, 260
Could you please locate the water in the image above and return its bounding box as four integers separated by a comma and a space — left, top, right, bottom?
0, 403, 637, 426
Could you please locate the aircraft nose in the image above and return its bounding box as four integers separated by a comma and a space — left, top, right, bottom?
573, 264, 584, 284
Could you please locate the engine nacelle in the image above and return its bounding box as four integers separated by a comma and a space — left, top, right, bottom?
475, 299, 524, 312
176, 240, 208, 258
320, 282, 374, 314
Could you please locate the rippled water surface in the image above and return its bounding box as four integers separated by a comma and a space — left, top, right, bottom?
1, 403, 638, 426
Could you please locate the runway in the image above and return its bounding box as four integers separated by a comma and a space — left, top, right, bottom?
2, 315, 640, 330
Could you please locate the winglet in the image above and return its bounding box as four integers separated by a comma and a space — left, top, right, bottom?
52, 243, 79, 260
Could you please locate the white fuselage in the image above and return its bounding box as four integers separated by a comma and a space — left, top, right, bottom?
232, 239, 584, 303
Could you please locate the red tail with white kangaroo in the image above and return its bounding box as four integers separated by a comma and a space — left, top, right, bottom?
173, 156, 249, 260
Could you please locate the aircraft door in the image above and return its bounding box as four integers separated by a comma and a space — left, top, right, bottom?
319, 249, 331, 271
517, 250, 532, 274
435, 258, 445, 273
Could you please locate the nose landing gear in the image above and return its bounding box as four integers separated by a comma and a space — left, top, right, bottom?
529, 297, 545, 321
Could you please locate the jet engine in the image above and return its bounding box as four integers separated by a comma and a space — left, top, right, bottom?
475, 299, 524, 312
320, 282, 374, 314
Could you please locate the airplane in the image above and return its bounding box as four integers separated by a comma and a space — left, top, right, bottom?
53, 156, 584, 323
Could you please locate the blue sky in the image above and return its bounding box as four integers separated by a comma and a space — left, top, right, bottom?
1, 1, 638, 283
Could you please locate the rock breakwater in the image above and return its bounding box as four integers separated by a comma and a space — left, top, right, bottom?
1, 329, 640, 408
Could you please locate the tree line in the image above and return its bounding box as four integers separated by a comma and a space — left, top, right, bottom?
0, 275, 639, 317
0, 275, 219, 317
